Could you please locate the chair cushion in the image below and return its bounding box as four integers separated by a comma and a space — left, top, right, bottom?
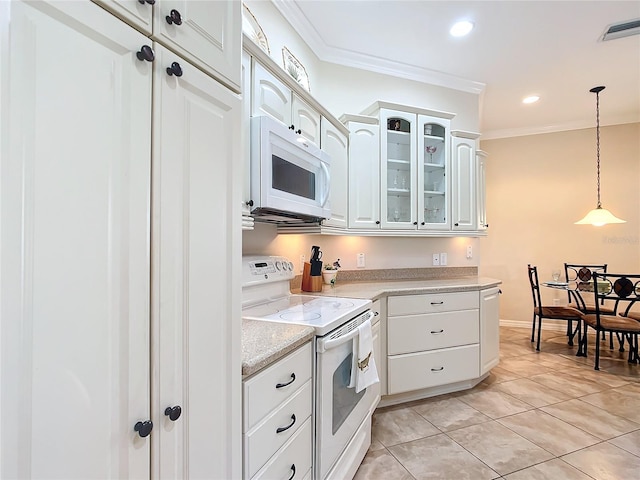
623, 311, 640, 321
581, 314, 640, 332
568, 302, 616, 315
539, 306, 583, 319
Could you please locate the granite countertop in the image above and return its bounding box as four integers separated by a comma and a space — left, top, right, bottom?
242, 275, 502, 378
242, 319, 315, 378
293, 276, 502, 301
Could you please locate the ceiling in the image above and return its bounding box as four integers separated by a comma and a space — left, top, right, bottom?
272, 0, 640, 139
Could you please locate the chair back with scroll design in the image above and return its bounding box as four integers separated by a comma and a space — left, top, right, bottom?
583, 272, 640, 370
564, 263, 608, 312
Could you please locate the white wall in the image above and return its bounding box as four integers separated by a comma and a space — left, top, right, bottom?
243, 224, 481, 273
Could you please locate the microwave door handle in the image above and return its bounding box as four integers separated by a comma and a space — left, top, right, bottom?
320, 161, 330, 207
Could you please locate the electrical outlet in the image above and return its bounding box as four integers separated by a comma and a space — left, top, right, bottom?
466, 245, 473, 259
300, 254, 305, 272
432, 253, 440, 266
440, 253, 448, 266
357, 253, 365, 268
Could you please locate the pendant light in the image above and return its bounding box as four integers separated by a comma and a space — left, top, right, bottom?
575, 86, 626, 226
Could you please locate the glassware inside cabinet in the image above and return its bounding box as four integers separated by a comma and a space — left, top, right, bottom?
385, 117, 413, 224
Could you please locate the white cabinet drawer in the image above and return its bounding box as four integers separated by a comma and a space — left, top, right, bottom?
246, 380, 312, 478
387, 344, 479, 394
252, 418, 312, 480
244, 343, 312, 431
388, 291, 478, 316
388, 310, 479, 355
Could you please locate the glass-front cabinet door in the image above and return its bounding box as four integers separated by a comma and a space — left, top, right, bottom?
380, 109, 417, 229
417, 114, 450, 230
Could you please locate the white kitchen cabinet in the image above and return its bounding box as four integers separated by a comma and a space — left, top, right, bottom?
371, 299, 386, 397
361, 103, 454, 232
343, 115, 381, 229
1, 2, 241, 479
320, 118, 348, 228
152, 43, 241, 479
480, 287, 501, 375
1, 2, 151, 477
451, 131, 481, 231
386, 292, 480, 395
252, 61, 320, 146
243, 343, 313, 480
476, 149, 489, 231
93, 0, 241, 92
241, 50, 255, 229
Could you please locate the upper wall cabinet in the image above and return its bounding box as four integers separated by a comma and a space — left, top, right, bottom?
93, 0, 241, 92
343, 115, 380, 230
451, 131, 481, 231
476, 149, 489, 231
360, 103, 454, 233
251, 61, 321, 146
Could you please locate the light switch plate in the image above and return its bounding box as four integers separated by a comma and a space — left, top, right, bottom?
440, 253, 448, 266
357, 253, 365, 268
466, 245, 473, 259
432, 253, 440, 266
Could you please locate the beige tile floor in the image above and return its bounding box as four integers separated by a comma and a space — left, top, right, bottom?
354, 325, 640, 479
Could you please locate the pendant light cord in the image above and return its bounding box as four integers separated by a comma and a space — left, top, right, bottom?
595, 89, 601, 209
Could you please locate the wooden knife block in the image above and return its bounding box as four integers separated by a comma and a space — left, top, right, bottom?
301, 262, 323, 292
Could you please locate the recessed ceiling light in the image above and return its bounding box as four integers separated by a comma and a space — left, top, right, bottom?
450, 21, 474, 37
523, 95, 540, 104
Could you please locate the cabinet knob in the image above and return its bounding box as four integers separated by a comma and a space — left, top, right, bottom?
246, 199, 254, 207
136, 45, 155, 62
166, 9, 182, 25
166, 62, 183, 77
421, 222, 425, 225
375, 220, 380, 225
289, 125, 295, 130
288, 464, 296, 480
485, 223, 489, 228
295, 129, 302, 135
164, 405, 182, 421
134, 420, 153, 437
138, 0, 155, 4
413, 221, 418, 225
454, 222, 459, 226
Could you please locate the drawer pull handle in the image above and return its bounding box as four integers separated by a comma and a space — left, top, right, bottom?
430, 301, 444, 305
275, 373, 296, 389
431, 367, 444, 372
288, 464, 296, 480
430, 329, 444, 334
276, 414, 296, 434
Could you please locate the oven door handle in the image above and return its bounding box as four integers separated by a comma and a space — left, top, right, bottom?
318, 312, 377, 352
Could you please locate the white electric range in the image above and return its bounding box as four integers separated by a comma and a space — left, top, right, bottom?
241, 255, 380, 480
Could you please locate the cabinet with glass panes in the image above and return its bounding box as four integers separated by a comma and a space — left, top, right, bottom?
372, 105, 453, 231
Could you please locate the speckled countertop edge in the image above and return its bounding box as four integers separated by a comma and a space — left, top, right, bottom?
242, 270, 502, 377
242, 319, 315, 378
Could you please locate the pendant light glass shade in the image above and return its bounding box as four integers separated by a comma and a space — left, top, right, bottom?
575, 86, 625, 226
575, 206, 626, 226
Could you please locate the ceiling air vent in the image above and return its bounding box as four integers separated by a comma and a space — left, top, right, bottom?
601, 18, 640, 41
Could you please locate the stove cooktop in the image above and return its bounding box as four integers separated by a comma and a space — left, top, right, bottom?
241, 294, 372, 336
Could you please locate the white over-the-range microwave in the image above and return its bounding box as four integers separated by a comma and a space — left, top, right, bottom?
249, 116, 331, 224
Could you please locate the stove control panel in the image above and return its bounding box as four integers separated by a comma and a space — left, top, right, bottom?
242, 255, 295, 287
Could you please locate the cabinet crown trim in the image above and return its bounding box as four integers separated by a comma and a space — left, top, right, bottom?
451, 130, 481, 139
361, 101, 456, 120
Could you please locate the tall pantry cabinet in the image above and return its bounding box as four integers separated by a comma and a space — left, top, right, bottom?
0, 1, 241, 479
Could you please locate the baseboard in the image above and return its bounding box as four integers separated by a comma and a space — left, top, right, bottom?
500, 318, 568, 333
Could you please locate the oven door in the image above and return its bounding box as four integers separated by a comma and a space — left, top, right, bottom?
315, 313, 380, 480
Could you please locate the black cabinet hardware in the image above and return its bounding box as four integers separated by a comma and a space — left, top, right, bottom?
166, 9, 182, 25
166, 62, 183, 77
164, 405, 182, 421
276, 414, 296, 433
275, 373, 295, 389
134, 420, 153, 437
136, 45, 155, 62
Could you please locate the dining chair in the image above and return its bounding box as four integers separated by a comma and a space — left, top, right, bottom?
528, 265, 583, 352
580, 272, 640, 370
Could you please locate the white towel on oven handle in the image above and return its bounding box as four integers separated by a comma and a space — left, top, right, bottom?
348, 318, 379, 393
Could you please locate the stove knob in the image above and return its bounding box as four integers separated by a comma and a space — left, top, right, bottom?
288, 262, 294, 271
275, 261, 282, 271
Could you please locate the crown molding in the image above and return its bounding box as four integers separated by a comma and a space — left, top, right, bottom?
271, 0, 486, 95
